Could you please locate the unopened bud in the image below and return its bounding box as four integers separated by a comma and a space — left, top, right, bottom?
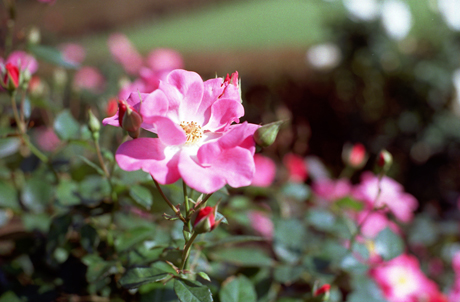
192, 206, 220, 234
88, 109, 101, 136
118, 101, 142, 139
377, 149, 393, 172
2, 63, 20, 93
314, 284, 331, 300
342, 143, 367, 169
254, 120, 284, 148
53, 67, 68, 87
28, 26, 41, 45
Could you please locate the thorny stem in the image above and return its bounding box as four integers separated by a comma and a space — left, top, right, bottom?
180, 232, 199, 271
152, 176, 186, 223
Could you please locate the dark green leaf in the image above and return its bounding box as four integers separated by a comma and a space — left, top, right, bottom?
273, 265, 304, 284
205, 236, 265, 248
80, 224, 100, 253
22, 213, 51, 232
29, 45, 79, 69
78, 155, 105, 176
21, 176, 53, 213
79, 175, 110, 205
220, 275, 256, 302
340, 254, 368, 274
274, 219, 306, 263
0, 291, 21, 302
130, 185, 154, 210
306, 209, 336, 232
408, 216, 438, 246
374, 227, 404, 261
120, 265, 171, 289
82, 254, 116, 283
115, 226, 155, 252
281, 182, 310, 201
54, 110, 80, 140
56, 179, 80, 206
46, 214, 72, 254
210, 247, 274, 267
173, 279, 213, 302
0, 181, 20, 210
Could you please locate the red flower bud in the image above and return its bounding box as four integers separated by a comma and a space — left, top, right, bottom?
3, 63, 20, 90
377, 149, 393, 172
342, 143, 367, 169
314, 284, 331, 297
118, 100, 142, 138
193, 206, 216, 234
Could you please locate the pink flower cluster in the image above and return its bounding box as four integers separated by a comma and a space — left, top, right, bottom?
107, 34, 183, 100
371, 254, 447, 302
104, 69, 259, 194
449, 252, 460, 302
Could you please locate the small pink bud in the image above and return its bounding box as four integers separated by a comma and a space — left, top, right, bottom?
3, 63, 20, 91
343, 143, 367, 169
118, 100, 142, 138
377, 149, 393, 172
193, 206, 217, 234
314, 284, 331, 297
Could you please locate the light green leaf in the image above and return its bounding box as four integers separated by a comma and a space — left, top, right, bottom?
173, 279, 213, 302
220, 275, 256, 302
374, 227, 404, 261
21, 176, 53, 213
54, 110, 80, 140
210, 247, 274, 267
130, 185, 154, 210
56, 179, 80, 206
0, 181, 20, 211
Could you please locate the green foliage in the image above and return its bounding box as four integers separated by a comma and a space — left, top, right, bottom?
220, 275, 257, 302
173, 279, 213, 302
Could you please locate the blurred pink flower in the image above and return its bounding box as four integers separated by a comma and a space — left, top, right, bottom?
353, 172, 418, 223
248, 211, 273, 239
6, 51, 38, 74
283, 153, 307, 182
118, 78, 146, 100
449, 279, 460, 302
104, 69, 258, 194
34, 127, 60, 152
312, 178, 351, 203
453, 251, 460, 275
358, 211, 399, 239
251, 154, 276, 187
108, 34, 143, 75
59, 43, 86, 65
73, 66, 105, 93
370, 254, 443, 302
146, 48, 183, 72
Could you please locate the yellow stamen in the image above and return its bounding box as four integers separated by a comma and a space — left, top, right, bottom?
180, 121, 203, 144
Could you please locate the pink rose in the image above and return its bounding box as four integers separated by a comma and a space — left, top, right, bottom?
73, 66, 105, 93
108, 34, 143, 75
104, 69, 259, 194
353, 172, 418, 223
59, 43, 86, 65
312, 178, 352, 203
248, 211, 273, 239
283, 153, 308, 182
251, 154, 276, 187
370, 254, 443, 302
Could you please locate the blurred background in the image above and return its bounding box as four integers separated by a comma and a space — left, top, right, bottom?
5, 0, 460, 214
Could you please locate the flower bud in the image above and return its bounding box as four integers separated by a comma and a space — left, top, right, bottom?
192, 206, 218, 234
342, 143, 367, 169
314, 284, 331, 299
88, 109, 101, 136
28, 26, 41, 45
377, 149, 393, 172
2, 63, 20, 92
254, 120, 284, 148
118, 100, 142, 139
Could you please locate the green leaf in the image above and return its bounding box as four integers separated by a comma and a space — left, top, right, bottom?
21, 176, 53, 213
0, 291, 21, 302
274, 219, 306, 263
46, 214, 72, 254
205, 236, 265, 248
335, 196, 364, 211
78, 155, 104, 176
54, 110, 80, 140
173, 279, 213, 302
79, 175, 110, 205
130, 185, 154, 210
56, 179, 80, 206
0, 137, 20, 158
374, 227, 404, 261
197, 272, 211, 282
0, 181, 20, 211
210, 247, 274, 267
273, 264, 304, 284
220, 275, 256, 302
306, 209, 336, 232
22, 213, 51, 232
340, 254, 368, 274
408, 216, 438, 246
120, 265, 171, 289
82, 254, 116, 283
80, 224, 100, 253
215, 212, 228, 224
115, 226, 155, 252
29, 45, 79, 69
281, 182, 310, 201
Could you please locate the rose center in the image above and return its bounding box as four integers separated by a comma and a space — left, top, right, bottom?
180, 121, 203, 144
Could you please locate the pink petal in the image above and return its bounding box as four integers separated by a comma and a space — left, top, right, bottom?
151, 116, 186, 146
115, 138, 180, 184
179, 146, 254, 194
108, 34, 143, 75
146, 49, 183, 72
7, 51, 38, 74
204, 98, 244, 132
251, 154, 276, 187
